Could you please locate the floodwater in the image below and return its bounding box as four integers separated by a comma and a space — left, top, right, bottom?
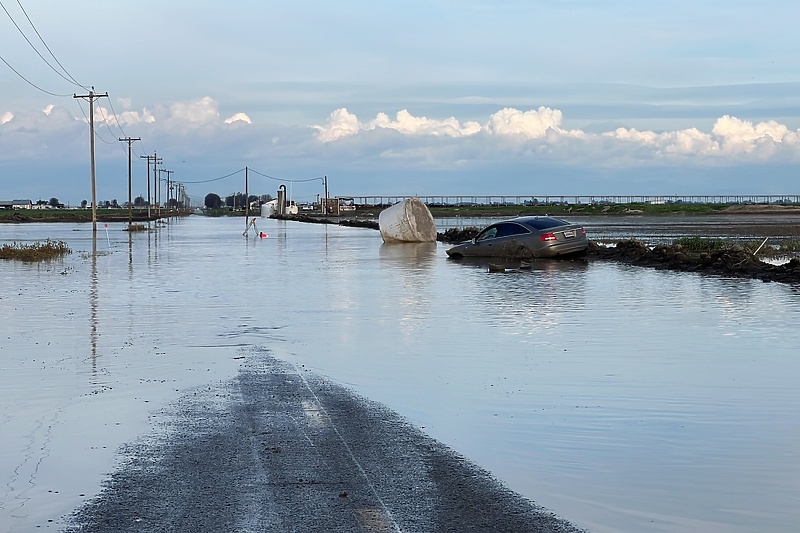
1, 216, 799, 532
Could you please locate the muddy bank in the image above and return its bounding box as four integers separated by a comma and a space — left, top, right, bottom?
588, 240, 800, 284
271, 213, 380, 230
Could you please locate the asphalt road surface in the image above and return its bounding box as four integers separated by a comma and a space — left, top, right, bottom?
64, 352, 584, 533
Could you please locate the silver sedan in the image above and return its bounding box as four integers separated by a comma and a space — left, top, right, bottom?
445, 216, 588, 259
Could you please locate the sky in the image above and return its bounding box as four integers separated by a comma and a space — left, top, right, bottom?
2, 0, 800, 206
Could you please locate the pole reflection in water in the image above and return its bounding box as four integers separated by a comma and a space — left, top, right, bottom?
128, 228, 133, 276
89, 232, 98, 379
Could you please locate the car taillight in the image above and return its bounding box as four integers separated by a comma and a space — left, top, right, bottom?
540, 233, 557, 242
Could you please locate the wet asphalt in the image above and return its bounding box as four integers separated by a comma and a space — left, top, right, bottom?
64, 352, 584, 533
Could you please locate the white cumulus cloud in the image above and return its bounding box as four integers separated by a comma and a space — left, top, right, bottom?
224, 113, 252, 124
311, 107, 800, 165
313, 108, 481, 142
367, 109, 481, 137
313, 108, 360, 142
169, 96, 220, 123
485, 107, 563, 137
712, 115, 795, 156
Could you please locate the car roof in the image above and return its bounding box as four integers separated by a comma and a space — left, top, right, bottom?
502, 216, 571, 231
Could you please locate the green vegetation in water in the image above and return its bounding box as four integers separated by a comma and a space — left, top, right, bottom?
0, 240, 72, 262
672, 237, 729, 253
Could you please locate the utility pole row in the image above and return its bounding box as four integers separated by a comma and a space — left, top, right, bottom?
119, 137, 141, 227
140, 153, 162, 220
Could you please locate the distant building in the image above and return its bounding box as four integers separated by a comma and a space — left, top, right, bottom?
0, 199, 32, 210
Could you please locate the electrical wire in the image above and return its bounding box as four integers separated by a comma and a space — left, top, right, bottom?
12, 0, 87, 89
249, 168, 324, 183
94, 101, 130, 152
105, 96, 131, 140
0, 0, 84, 89
180, 168, 246, 184
0, 52, 71, 97
73, 96, 117, 146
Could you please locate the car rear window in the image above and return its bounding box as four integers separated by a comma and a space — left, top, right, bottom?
494, 223, 531, 238
519, 217, 569, 230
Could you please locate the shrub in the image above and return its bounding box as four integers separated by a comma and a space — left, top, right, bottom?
0, 240, 72, 262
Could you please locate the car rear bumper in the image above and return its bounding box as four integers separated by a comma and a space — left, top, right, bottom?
534, 238, 589, 258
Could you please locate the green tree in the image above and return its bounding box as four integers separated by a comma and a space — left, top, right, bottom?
48, 197, 59, 208
204, 193, 222, 209
80, 199, 88, 209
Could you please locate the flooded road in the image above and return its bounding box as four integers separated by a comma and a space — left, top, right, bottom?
1, 216, 799, 532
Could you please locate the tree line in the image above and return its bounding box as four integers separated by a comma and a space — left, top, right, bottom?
204, 192, 273, 209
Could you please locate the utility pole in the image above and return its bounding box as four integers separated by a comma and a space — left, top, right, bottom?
73, 88, 108, 233
119, 137, 141, 227
154, 153, 161, 219
323, 175, 328, 214
244, 166, 249, 229
162, 169, 173, 213
140, 153, 161, 220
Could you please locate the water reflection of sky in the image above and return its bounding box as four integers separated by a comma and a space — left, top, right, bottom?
1, 218, 799, 532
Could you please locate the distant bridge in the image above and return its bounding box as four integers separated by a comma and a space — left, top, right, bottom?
340, 195, 800, 207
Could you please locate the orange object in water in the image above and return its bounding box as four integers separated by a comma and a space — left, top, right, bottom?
260, 232, 268, 238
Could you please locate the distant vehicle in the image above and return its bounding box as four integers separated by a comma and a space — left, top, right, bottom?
445, 216, 588, 259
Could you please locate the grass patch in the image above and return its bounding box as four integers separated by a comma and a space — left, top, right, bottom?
672, 237, 730, 253
125, 223, 149, 232
0, 240, 72, 262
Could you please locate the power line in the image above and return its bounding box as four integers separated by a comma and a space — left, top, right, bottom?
94, 102, 128, 149
0, 52, 71, 97
105, 96, 130, 139
0, 0, 84, 89
248, 168, 325, 183
12, 0, 86, 89
180, 168, 245, 184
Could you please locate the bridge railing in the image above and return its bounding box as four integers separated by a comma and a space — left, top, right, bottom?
340, 195, 800, 207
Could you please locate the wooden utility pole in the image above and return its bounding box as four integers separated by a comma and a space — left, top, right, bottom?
140, 153, 161, 220
154, 153, 161, 218
73, 89, 108, 233
119, 137, 141, 227
323, 175, 328, 214
162, 169, 173, 213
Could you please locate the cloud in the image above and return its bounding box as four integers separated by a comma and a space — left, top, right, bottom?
312, 106, 800, 165
312, 108, 360, 142
4, 93, 800, 203
368, 109, 481, 137
91, 97, 250, 128
313, 108, 481, 142
169, 96, 220, 123
712, 115, 796, 153
224, 112, 252, 124
485, 107, 563, 137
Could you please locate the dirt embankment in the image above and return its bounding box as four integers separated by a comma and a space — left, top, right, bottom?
720, 204, 800, 214
587, 240, 800, 284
